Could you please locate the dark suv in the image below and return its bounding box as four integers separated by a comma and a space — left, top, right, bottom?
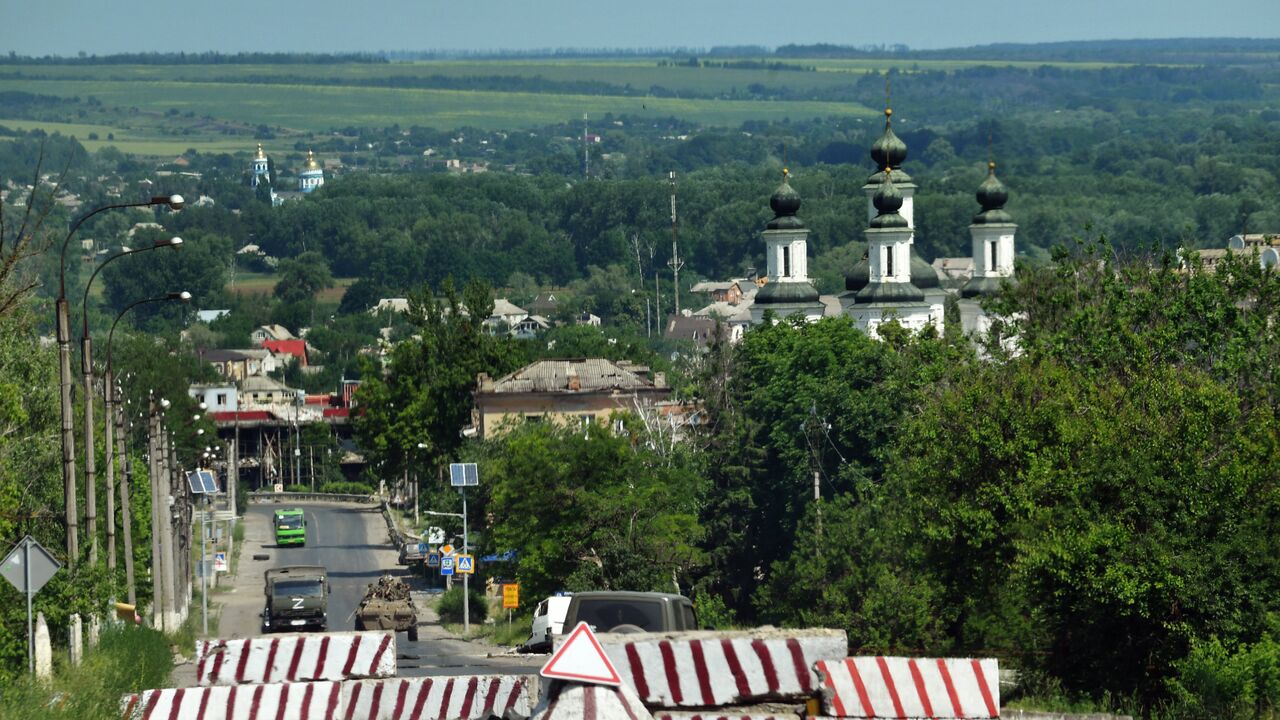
561, 591, 697, 634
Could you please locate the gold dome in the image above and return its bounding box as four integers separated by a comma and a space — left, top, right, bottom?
304, 150, 320, 170
255, 143, 267, 160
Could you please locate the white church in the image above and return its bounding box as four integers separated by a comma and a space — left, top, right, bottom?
728, 103, 1018, 340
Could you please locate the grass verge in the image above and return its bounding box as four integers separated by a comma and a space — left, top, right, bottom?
0, 626, 171, 720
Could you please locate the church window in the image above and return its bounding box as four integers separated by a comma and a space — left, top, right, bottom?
781, 246, 791, 278
884, 246, 894, 278
989, 241, 998, 271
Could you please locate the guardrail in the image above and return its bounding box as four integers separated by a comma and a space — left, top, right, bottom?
246, 491, 378, 505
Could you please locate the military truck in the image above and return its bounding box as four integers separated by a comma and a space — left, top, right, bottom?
262, 566, 329, 633
354, 573, 419, 641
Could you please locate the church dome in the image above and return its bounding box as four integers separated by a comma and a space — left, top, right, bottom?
973, 161, 1013, 224
255, 143, 267, 160
845, 250, 940, 291
304, 150, 320, 171
869, 170, 909, 229
870, 108, 908, 170
767, 169, 805, 230
845, 253, 871, 292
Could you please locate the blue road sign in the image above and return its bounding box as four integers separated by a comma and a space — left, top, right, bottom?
440, 556, 455, 576
456, 554, 474, 574
426, 553, 440, 568
418, 542, 429, 554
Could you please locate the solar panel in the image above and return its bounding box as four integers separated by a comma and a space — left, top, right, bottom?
186, 470, 219, 495
449, 463, 479, 487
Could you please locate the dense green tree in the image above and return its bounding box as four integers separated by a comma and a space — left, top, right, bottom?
472, 422, 704, 603
100, 229, 230, 329
272, 250, 332, 304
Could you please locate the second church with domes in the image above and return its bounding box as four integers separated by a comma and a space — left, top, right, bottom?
737, 101, 1018, 341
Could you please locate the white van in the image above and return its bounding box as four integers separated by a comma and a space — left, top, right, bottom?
524, 595, 572, 652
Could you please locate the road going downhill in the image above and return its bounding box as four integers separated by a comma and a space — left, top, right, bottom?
207, 501, 542, 681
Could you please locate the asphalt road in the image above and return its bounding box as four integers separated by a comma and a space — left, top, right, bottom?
204, 502, 543, 682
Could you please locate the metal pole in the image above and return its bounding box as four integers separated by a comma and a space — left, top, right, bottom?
159, 430, 177, 629
462, 487, 469, 635
149, 405, 163, 628
25, 541, 33, 674
201, 496, 208, 636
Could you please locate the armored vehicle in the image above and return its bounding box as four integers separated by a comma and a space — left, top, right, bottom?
354, 573, 419, 641
262, 566, 328, 632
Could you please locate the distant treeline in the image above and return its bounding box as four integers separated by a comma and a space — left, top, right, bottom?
776, 38, 1280, 65
0, 51, 389, 65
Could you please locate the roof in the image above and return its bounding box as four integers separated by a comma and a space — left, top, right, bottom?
490, 298, 527, 317
371, 298, 409, 314
262, 339, 307, 360
664, 315, 721, 346
690, 281, 735, 293
483, 359, 658, 394
254, 324, 295, 341
198, 348, 250, 363
239, 375, 294, 393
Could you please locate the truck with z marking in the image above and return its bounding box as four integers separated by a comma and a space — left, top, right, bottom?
262, 566, 329, 632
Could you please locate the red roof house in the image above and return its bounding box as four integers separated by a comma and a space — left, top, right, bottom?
262, 339, 308, 367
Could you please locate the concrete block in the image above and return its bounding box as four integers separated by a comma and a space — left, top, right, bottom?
34, 612, 52, 678
68, 613, 83, 666
195, 631, 397, 686
815, 657, 1000, 719
570, 628, 847, 709
530, 680, 653, 720
343, 674, 534, 719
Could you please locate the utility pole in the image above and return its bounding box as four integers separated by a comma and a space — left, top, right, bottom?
148, 402, 165, 628
116, 387, 136, 605
159, 428, 177, 630
81, 338, 98, 566
57, 299, 78, 566
582, 113, 589, 180
666, 171, 684, 315
103, 366, 117, 572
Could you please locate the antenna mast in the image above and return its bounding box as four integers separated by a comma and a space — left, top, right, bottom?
666, 171, 685, 315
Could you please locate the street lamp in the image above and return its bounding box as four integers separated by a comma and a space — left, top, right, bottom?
81, 238, 183, 565
105, 291, 189, 603
56, 194, 183, 566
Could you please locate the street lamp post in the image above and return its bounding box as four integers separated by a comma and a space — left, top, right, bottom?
106, 291, 190, 604
56, 194, 183, 566
82, 238, 183, 566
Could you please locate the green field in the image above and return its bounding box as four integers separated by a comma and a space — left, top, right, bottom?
0, 56, 1138, 154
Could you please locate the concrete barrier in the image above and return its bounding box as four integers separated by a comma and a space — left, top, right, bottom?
814, 657, 1000, 719
654, 712, 800, 720
342, 674, 534, 719
530, 680, 653, 720
565, 629, 847, 709
195, 631, 397, 686
121, 681, 343, 720
122, 676, 533, 720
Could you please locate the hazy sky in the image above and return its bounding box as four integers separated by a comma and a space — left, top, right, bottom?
2, 0, 1277, 56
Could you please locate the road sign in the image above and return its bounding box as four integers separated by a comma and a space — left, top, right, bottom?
273, 483, 284, 493
1, 536, 60, 596
540, 622, 622, 686
426, 553, 440, 568
417, 542, 429, 554
448, 463, 479, 487
440, 556, 455, 576
213, 552, 228, 573
426, 526, 446, 545
456, 554, 474, 574
440, 544, 454, 556
503, 584, 519, 609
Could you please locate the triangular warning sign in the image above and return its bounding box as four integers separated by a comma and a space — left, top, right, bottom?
539, 621, 622, 686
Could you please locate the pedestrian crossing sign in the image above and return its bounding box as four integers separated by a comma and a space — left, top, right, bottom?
456, 554, 474, 574
426, 552, 440, 568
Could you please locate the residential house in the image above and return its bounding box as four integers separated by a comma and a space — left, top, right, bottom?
482, 298, 529, 335
188, 383, 238, 412
251, 324, 295, 345
511, 315, 551, 340
262, 339, 308, 368
472, 358, 671, 438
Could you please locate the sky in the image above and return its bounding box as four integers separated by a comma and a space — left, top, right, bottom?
1, 0, 1277, 56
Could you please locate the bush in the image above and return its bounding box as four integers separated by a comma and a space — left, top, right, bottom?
437, 586, 488, 625
317, 481, 374, 495
0, 626, 171, 720
283, 483, 309, 493
1166, 635, 1280, 719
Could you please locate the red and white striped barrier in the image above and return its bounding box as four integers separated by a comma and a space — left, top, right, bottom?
814, 657, 1000, 719
121, 681, 343, 720
342, 675, 534, 719
195, 631, 397, 686
531, 680, 653, 720
655, 713, 797, 720
576, 629, 847, 709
